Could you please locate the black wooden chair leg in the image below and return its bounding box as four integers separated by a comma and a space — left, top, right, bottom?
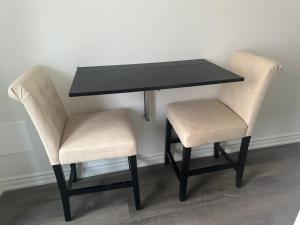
70, 163, 78, 182
236, 136, 251, 188
164, 119, 172, 165
213, 143, 219, 159
179, 147, 191, 202
53, 165, 71, 222
129, 156, 141, 210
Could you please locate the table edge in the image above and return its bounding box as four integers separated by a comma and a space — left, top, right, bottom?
69, 77, 244, 97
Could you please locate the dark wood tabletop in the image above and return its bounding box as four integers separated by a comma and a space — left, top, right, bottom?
69, 59, 243, 97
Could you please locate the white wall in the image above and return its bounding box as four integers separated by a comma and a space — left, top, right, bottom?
1, 0, 300, 190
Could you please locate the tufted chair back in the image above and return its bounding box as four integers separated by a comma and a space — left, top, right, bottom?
8, 66, 67, 165
219, 51, 282, 136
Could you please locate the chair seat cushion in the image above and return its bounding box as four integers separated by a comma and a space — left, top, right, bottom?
167, 99, 247, 148
59, 109, 137, 164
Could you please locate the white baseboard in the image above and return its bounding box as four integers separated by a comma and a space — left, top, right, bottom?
1, 132, 300, 192
0, 171, 56, 191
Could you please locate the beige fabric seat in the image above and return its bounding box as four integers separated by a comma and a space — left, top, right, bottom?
8, 66, 141, 221
167, 99, 247, 148
59, 110, 136, 164
165, 51, 282, 202
7, 66, 137, 165
166, 51, 282, 148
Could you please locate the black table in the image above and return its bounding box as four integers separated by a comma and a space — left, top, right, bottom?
69, 59, 244, 121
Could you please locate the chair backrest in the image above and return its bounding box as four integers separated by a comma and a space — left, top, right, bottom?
8, 66, 67, 165
219, 51, 282, 136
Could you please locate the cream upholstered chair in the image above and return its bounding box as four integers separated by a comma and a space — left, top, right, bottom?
8, 66, 141, 221
164, 51, 282, 201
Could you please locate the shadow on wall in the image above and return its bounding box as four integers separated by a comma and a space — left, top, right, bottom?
0, 68, 22, 122
250, 47, 300, 136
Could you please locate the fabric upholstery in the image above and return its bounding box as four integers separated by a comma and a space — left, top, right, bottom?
166, 51, 282, 148
8, 66, 137, 165
167, 99, 248, 148
219, 51, 282, 136
8, 66, 67, 165
59, 109, 137, 165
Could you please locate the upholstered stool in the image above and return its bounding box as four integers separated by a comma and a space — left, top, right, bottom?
164, 51, 282, 201
8, 66, 141, 221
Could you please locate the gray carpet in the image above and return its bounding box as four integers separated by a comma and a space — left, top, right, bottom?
1, 143, 300, 225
